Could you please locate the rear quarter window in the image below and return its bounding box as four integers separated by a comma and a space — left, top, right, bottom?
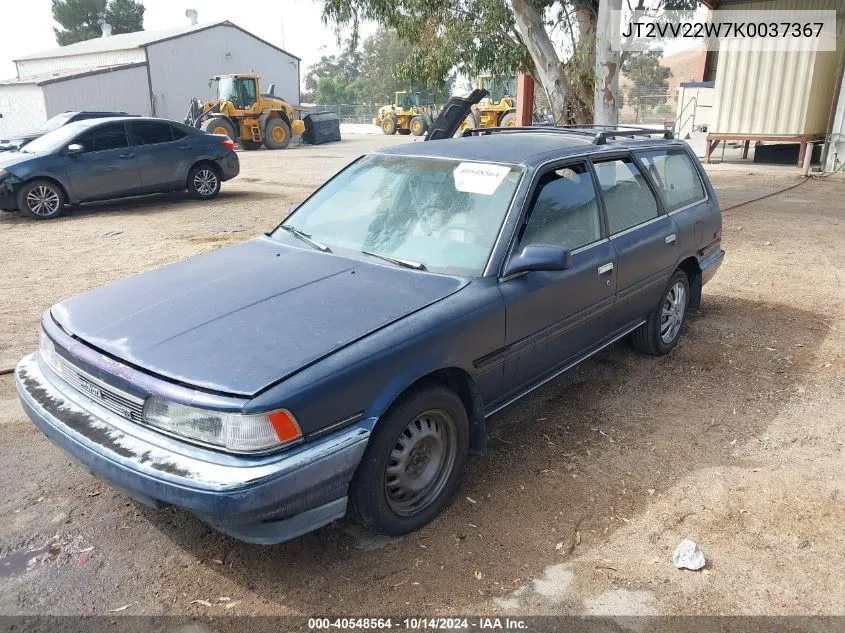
636, 149, 706, 212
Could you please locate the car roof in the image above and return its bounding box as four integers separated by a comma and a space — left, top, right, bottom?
63, 116, 183, 130
377, 130, 685, 167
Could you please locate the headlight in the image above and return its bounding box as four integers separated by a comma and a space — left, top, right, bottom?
39, 330, 60, 372
143, 397, 301, 454
0, 168, 8, 179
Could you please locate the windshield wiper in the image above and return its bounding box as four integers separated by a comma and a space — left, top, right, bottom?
279, 224, 331, 252
361, 250, 427, 271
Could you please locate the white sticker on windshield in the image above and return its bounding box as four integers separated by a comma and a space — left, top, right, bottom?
453, 162, 511, 195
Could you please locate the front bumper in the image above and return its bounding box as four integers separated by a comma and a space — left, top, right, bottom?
0, 177, 19, 210
15, 353, 373, 544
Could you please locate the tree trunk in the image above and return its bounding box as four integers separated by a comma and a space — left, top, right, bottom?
511, 0, 569, 123
594, 0, 623, 125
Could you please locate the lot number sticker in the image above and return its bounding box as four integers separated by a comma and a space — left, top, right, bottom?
453, 162, 511, 195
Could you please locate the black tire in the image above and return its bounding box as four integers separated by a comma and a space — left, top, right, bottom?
632, 269, 690, 356
17, 179, 65, 220
499, 111, 518, 127
240, 139, 262, 151
381, 116, 398, 135
263, 118, 291, 150
409, 115, 427, 136
187, 163, 221, 200
349, 384, 469, 536
201, 117, 236, 141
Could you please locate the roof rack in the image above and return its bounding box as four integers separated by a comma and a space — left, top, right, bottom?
465, 124, 673, 145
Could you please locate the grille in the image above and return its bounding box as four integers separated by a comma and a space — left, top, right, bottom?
52, 353, 145, 423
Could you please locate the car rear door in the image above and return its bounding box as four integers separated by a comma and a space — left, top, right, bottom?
497, 161, 616, 397
63, 122, 142, 201
592, 154, 680, 334
128, 120, 190, 191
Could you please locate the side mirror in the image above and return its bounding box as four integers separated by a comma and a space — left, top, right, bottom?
66, 143, 84, 155
504, 245, 572, 277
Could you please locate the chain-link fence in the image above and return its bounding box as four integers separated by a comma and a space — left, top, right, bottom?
619, 90, 677, 126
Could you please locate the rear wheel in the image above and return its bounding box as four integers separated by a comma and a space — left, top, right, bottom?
410, 115, 427, 136
381, 116, 398, 135
632, 269, 690, 355
17, 180, 65, 220
187, 164, 221, 200
499, 111, 518, 127
455, 112, 478, 137
201, 117, 236, 141
349, 384, 469, 535
263, 118, 292, 150
240, 139, 262, 151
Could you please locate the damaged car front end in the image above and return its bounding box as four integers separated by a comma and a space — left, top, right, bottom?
0, 168, 22, 210
17, 312, 375, 544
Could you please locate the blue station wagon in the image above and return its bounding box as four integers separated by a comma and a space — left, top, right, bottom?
15, 119, 723, 544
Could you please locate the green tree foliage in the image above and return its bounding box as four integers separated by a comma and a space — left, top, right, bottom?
622, 50, 672, 116
105, 0, 145, 35
303, 29, 451, 105
52, 0, 144, 46
321, 0, 701, 123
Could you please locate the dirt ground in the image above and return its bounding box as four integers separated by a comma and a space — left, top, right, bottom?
1, 135, 844, 618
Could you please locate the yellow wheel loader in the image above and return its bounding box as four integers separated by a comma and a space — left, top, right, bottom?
373, 91, 433, 136
457, 75, 518, 134
184, 74, 305, 150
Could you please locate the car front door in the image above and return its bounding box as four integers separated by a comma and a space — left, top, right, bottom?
498, 161, 616, 397
128, 120, 188, 190
64, 122, 141, 201
593, 155, 681, 334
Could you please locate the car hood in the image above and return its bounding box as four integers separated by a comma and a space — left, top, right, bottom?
0, 150, 40, 169
0, 132, 40, 149
51, 237, 468, 396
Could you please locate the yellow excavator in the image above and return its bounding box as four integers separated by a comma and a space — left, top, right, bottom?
458, 75, 518, 133
373, 91, 433, 136
184, 73, 305, 150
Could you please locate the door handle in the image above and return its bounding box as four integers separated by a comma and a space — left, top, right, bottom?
665, 233, 677, 245
118, 152, 135, 159
597, 262, 614, 275
177, 144, 193, 150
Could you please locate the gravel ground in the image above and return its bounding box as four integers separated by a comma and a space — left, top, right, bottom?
0, 136, 843, 618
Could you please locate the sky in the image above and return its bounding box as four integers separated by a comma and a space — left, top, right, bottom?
0, 0, 364, 81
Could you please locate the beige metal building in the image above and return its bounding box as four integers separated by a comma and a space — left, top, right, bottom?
700, 0, 844, 168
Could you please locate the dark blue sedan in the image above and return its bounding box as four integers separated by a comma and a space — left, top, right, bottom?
15, 124, 723, 543
0, 117, 239, 219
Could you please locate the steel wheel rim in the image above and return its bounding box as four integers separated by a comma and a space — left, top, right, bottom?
660, 281, 686, 344
213, 126, 229, 137
384, 408, 457, 517
193, 169, 218, 196
272, 126, 286, 142
26, 185, 60, 216
412, 120, 421, 132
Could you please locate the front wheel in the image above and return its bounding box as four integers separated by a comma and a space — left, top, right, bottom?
17, 180, 65, 220
349, 385, 469, 535
409, 115, 427, 136
381, 116, 398, 135
187, 164, 221, 200
264, 119, 292, 150
632, 270, 690, 355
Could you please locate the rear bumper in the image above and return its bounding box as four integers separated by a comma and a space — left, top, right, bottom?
700, 248, 725, 286
15, 353, 373, 544
217, 151, 240, 182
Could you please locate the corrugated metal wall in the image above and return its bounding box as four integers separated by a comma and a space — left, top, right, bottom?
0, 84, 47, 136
41, 65, 152, 118
710, 0, 843, 135
16, 49, 146, 77
145, 25, 299, 121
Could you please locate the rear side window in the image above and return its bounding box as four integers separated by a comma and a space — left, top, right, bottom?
594, 157, 659, 234
132, 121, 175, 145
75, 123, 128, 152
637, 149, 706, 211
519, 163, 601, 252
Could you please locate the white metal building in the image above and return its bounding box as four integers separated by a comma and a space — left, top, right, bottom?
0, 20, 300, 136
